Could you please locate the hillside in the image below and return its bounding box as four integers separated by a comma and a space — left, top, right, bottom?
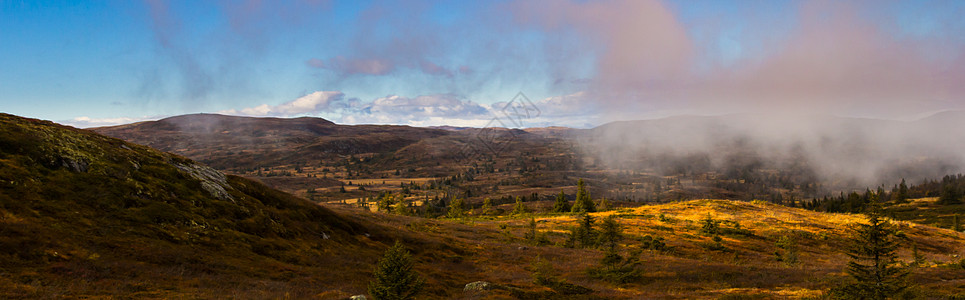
93, 114, 452, 171
0, 113, 457, 298
91, 113, 965, 212
2, 113, 964, 298
334, 198, 965, 298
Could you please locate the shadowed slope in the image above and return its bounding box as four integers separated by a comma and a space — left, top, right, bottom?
0, 113, 379, 297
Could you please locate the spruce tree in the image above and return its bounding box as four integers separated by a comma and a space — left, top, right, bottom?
588, 215, 641, 284
524, 217, 538, 242
700, 214, 720, 236
598, 215, 621, 252
599, 197, 611, 211
571, 213, 597, 248
911, 243, 925, 267
571, 178, 596, 213
481, 197, 494, 215
377, 193, 395, 212
447, 198, 465, 218
552, 190, 570, 213
940, 182, 962, 205
394, 195, 411, 216
774, 234, 799, 265
512, 196, 528, 215
896, 179, 909, 203
837, 197, 910, 299
369, 241, 424, 300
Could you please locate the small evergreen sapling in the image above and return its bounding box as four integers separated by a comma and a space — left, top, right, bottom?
512, 196, 528, 215
481, 197, 494, 215
369, 241, 424, 300
447, 198, 466, 218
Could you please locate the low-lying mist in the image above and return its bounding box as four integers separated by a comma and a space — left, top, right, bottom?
577, 111, 965, 192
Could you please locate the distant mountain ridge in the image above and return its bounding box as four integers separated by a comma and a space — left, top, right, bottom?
92, 111, 965, 192
94, 113, 452, 171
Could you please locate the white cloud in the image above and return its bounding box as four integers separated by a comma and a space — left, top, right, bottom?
342, 94, 491, 125
221, 91, 346, 116
219, 90, 612, 128
64, 116, 162, 128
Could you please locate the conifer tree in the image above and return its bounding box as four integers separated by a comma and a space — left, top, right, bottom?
598, 215, 621, 252
571, 179, 596, 213
599, 197, 611, 211
369, 241, 424, 300
524, 217, 538, 242
512, 196, 528, 215
552, 190, 570, 213
529, 255, 556, 285
588, 215, 641, 284
571, 213, 597, 248
940, 182, 962, 205
394, 195, 411, 216
837, 197, 910, 299
911, 243, 925, 267
700, 214, 720, 236
377, 193, 395, 212
481, 197, 494, 215
774, 234, 799, 265
447, 198, 465, 218
896, 178, 909, 203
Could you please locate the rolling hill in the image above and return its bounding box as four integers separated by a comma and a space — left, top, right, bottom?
93, 114, 452, 171
3, 112, 965, 298
0, 113, 471, 298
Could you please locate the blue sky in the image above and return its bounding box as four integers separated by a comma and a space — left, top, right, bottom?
1, 0, 963, 128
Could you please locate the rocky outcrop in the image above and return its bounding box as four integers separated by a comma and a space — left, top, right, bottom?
174, 162, 235, 203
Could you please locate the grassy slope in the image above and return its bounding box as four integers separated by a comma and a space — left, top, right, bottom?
0, 114, 386, 298
886, 197, 965, 230
0, 113, 582, 299
5, 113, 965, 298
387, 199, 965, 298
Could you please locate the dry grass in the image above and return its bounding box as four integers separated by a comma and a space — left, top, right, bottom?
322, 199, 965, 299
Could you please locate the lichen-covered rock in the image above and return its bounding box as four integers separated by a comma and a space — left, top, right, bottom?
174, 162, 235, 202
464, 281, 492, 292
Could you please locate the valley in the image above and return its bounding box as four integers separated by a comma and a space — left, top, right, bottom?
2, 113, 963, 298
7, 1, 965, 298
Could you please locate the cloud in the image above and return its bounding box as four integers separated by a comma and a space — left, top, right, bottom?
221, 91, 346, 116
343, 94, 491, 125
307, 56, 461, 77
510, 0, 965, 119
510, 0, 693, 94
312, 56, 396, 75
64, 116, 161, 128
220, 92, 493, 126
686, 0, 965, 117
305, 58, 325, 68
138, 0, 334, 107
419, 60, 452, 76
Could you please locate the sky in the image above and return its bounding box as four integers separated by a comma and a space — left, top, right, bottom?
1, 0, 964, 128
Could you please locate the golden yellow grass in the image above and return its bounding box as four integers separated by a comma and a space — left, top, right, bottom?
402, 199, 965, 298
